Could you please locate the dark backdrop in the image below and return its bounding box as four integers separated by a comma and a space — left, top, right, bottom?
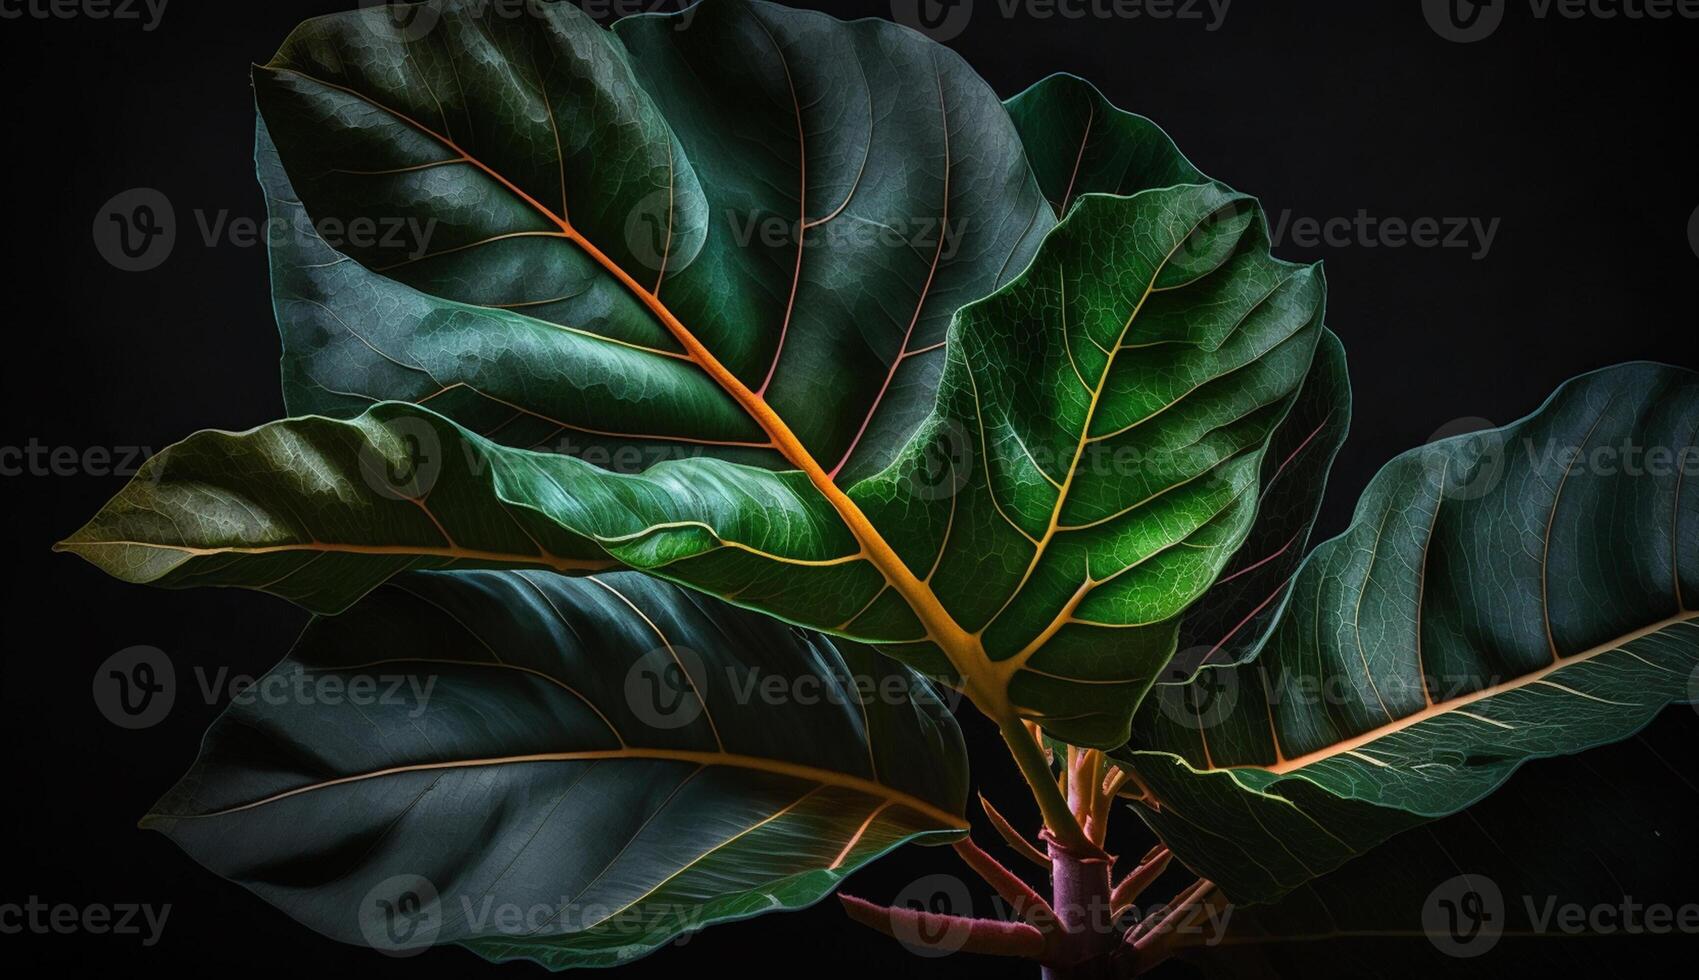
2, 1, 1696, 978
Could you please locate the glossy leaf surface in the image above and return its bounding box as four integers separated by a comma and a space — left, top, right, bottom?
145, 570, 968, 968
1122, 363, 1699, 904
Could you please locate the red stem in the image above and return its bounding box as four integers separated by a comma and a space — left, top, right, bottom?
953, 837, 1056, 928
836, 894, 1046, 959
978, 792, 1052, 869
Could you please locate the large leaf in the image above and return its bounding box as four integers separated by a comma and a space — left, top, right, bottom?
62, 0, 1326, 746
1119, 362, 1699, 904
262, 0, 1053, 482
144, 570, 967, 968
64, 180, 1322, 746
1005, 73, 1354, 683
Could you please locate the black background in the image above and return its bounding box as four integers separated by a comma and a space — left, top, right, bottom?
2, 0, 1697, 977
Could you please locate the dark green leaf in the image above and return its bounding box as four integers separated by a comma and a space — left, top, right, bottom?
144, 570, 967, 968
1120, 362, 1699, 904
262, 0, 1053, 482
64, 0, 1325, 744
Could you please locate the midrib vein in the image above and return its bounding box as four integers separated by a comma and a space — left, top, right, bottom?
1252, 611, 1699, 776
148, 746, 967, 832
266, 67, 997, 710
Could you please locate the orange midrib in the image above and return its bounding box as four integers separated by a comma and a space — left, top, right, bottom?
1249, 611, 1699, 775
263, 67, 1000, 713
146, 746, 968, 832
562, 221, 995, 706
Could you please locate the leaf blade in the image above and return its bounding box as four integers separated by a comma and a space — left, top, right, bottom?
143, 570, 968, 968
1121, 362, 1699, 904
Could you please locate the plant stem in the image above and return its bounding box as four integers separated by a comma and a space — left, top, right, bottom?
1041, 825, 1118, 979
998, 719, 1091, 851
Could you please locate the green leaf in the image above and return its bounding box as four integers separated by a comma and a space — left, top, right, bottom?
63, 179, 1322, 746
143, 570, 968, 968
1119, 362, 1699, 905
1167, 329, 1351, 679
1004, 72, 1354, 684
261, 0, 1053, 482
850, 182, 1325, 745
63, 0, 1325, 746
1005, 73, 1205, 220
